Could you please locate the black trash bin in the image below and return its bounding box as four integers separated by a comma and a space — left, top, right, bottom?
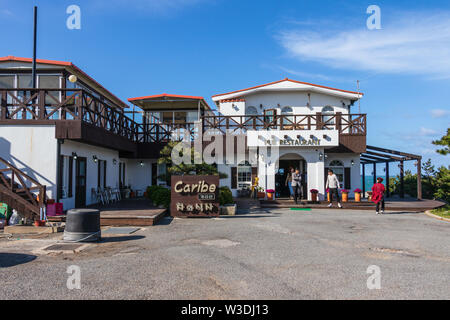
63, 209, 101, 242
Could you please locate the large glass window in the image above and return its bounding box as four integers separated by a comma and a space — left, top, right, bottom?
281, 106, 294, 127
0, 75, 14, 88
39, 75, 61, 105
237, 161, 252, 189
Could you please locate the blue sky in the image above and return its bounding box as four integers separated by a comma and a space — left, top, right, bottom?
0, 0, 449, 173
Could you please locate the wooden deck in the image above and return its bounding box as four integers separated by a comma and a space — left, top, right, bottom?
260, 198, 445, 212
92, 199, 167, 226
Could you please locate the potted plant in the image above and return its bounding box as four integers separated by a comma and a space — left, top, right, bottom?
256, 186, 266, 199
354, 188, 362, 202
219, 186, 236, 216
310, 189, 319, 202
266, 189, 275, 201
341, 189, 349, 202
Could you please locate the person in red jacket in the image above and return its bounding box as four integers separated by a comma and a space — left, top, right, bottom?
372, 177, 386, 214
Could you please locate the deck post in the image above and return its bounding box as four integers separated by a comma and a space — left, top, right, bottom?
399, 160, 405, 198
373, 162, 376, 184
385, 161, 390, 198
362, 163, 366, 198
417, 157, 422, 200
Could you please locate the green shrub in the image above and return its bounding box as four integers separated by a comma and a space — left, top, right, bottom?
219, 186, 233, 206
146, 185, 166, 203
153, 187, 171, 209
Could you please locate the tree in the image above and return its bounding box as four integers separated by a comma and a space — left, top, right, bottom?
432, 128, 450, 155
157, 141, 227, 185
434, 166, 450, 203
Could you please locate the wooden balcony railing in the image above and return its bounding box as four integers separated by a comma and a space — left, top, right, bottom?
0, 89, 366, 144
201, 113, 366, 135
0, 156, 46, 219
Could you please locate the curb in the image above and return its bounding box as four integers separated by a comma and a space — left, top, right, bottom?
424, 210, 450, 223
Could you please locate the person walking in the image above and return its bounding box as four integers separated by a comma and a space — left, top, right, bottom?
372, 177, 386, 214
285, 167, 294, 199
326, 169, 342, 208
292, 169, 302, 204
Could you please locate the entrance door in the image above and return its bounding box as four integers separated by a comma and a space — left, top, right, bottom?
276, 160, 305, 198
75, 157, 87, 208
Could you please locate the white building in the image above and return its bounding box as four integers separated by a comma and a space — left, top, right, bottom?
0, 56, 368, 219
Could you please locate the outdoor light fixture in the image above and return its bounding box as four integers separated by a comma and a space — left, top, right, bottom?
68, 74, 77, 83
92, 155, 98, 163
140, 161, 144, 166
319, 152, 324, 161
351, 159, 355, 166
310, 135, 314, 139
323, 134, 328, 139
325, 154, 328, 160
72, 152, 78, 160
112, 159, 117, 165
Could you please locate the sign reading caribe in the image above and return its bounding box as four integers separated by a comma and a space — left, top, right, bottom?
171, 175, 220, 217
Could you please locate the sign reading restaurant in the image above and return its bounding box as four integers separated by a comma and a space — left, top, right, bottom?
171, 175, 220, 217
247, 130, 339, 148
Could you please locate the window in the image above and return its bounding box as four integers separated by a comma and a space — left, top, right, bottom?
39, 75, 61, 105
328, 160, 344, 188
237, 161, 252, 189
322, 106, 335, 128
281, 106, 294, 127
247, 106, 257, 115
119, 162, 126, 188
59, 155, 73, 199
98, 160, 107, 189
0, 75, 14, 88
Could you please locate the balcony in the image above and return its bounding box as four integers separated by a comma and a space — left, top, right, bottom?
0, 89, 367, 154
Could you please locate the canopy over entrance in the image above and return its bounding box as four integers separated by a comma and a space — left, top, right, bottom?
360, 145, 422, 200
128, 94, 211, 112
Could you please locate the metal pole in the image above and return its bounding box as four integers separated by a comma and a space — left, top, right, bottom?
417, 158, 422, 200
362, 163, 366, 198
32, 6, 37, 89
385, 161, 390, 198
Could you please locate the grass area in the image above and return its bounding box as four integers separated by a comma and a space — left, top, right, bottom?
431, 205, 450, 219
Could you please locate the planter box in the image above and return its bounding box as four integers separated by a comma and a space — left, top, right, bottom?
220, 204, 237, 216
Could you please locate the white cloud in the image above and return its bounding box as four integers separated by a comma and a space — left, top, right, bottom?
419, 127, 438, 136
431, 109, 450, 118
278, 12, 450, 79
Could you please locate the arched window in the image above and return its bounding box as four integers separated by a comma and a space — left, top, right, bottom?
329, 160, 344, 167
247, 106, 258, 115
328, 160, 344, 188
322, 106, 335, 128
237, 161, 252, 189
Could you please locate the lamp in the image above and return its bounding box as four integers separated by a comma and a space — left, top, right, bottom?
72, 152, 78, 160
319, 152, 324, 161
351, 159, 355, 166
92, 155, 98, 163
113, 159, 117, 165
324, 154, 328, 160
68, 74, 77, 83
140, 161, 144, 166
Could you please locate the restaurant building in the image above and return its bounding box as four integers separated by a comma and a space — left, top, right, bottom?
2, 55, 419, 219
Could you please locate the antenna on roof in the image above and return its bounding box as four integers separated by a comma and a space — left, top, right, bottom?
356, 80, 361, 114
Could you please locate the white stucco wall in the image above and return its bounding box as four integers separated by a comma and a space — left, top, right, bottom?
0, 125, 58, 200
219, 91, 352, 116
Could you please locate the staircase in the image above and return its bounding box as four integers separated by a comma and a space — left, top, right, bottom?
0, 157, 46, 220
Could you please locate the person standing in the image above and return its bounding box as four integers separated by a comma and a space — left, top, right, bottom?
292, 169, 302, 204
326, 169, 342, 208
372, 177, 386, 214
285, 167, 294, 199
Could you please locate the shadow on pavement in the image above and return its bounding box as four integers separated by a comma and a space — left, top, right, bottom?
0, 253, 37, 268
100, 235, 145, 243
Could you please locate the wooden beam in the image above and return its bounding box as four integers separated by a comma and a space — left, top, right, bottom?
367, 145, 421, 160
399, 160, 405, 198
365, 150, 404, 161
417, 158, 422, 200
385, 162, 390, 198
362, 163, 366, 198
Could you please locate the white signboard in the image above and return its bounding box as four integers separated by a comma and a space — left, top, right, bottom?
247, 130, 339, 147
